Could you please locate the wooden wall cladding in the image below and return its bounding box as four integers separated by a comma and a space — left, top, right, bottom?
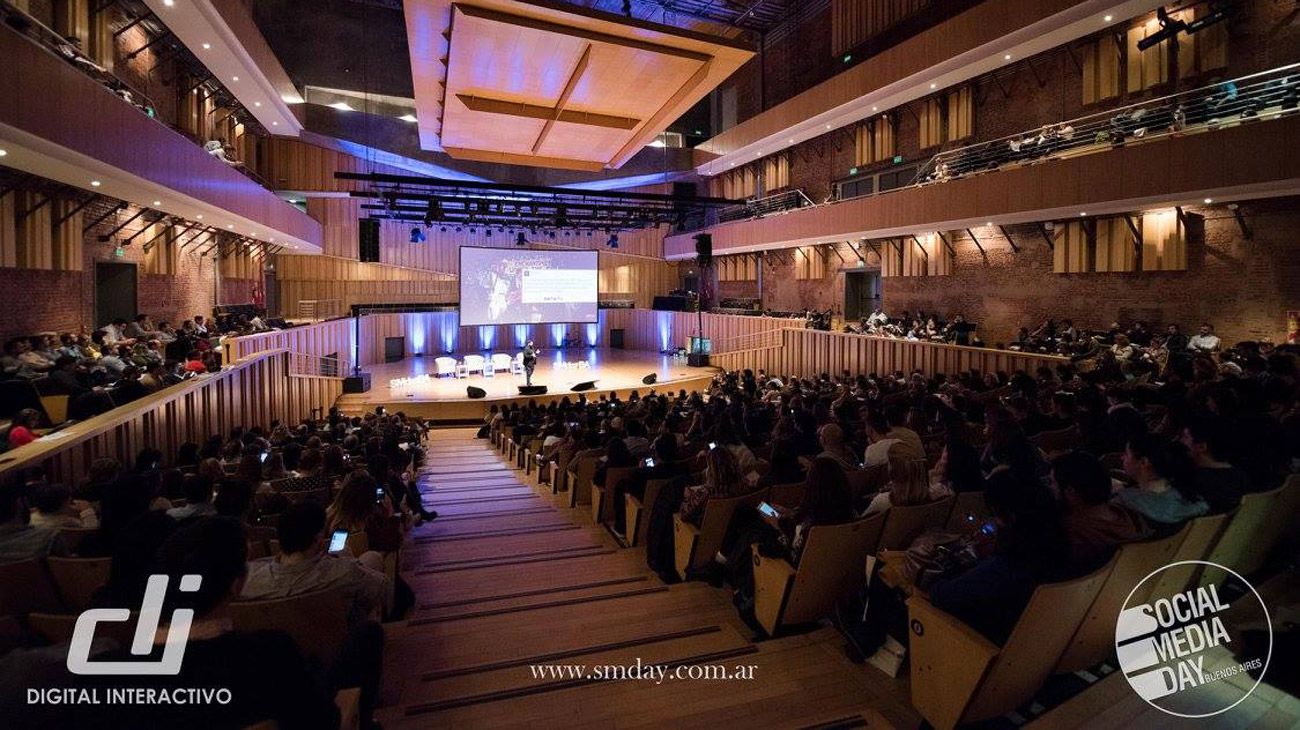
0, 351, 342, 485
773, 329, 1065, 379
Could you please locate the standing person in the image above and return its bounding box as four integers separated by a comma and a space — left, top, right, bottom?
522, 340, 538, 386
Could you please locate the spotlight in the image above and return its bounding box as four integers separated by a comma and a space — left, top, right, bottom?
607, 233, 619, 249
515, 232, 528, 246
409, 227, 426, 243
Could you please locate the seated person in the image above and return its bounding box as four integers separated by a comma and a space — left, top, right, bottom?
679, 447, 749, 525
1053, 451, 1150, 571
241, 502, 388, 623
611, 433, 689, 535
58, 517, 341, 729
927, 470, 1071, 644
165, 475, 216, 522
1180, 416, 1250, 514
1115, 434, 1208, 531
0, 482, 68, 563
28, 482, 99, 530
326, 471, 403, 553
5, 409, 41, 449
813, 423, 860, 472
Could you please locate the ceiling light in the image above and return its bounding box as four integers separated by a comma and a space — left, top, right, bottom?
253, 102, 261, 107
1004, 53, 1012, 61
231, 76, 239, 82
1103, 14, 1113, 22
1204, 198, 1213, 204
163, 0, 174, 5
1079, 212, 1087, 217
929, 83, 937, 89
398, 114, 418, 123
202, 43, 211, 50
329, 102, 354, 112
0, 149, 7, 157
872, 106, 878, 111
788, 138, 794, 143
90, 180, 101, 187
226, 224, 234, 228
152, 200, 161, 206
985, 221, 992, 226
196, 214, 203, 219
271, 121, 278, 126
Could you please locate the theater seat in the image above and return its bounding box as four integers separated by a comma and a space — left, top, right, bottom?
673, 488, 768, 580
230, 588, 349, 666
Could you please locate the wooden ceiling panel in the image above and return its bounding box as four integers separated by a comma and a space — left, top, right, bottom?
404, 0, 753, 170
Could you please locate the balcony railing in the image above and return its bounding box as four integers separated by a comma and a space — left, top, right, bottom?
717, 188, 815, 223
912, 63, 1300, 188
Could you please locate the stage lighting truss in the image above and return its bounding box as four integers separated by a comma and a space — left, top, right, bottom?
339, 171, 740, 238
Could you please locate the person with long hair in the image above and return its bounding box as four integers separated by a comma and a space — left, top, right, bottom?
680, 446, 747, 525
326, 471, 402, 553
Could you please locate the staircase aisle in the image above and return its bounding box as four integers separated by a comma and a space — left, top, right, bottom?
376, 428, 921, 729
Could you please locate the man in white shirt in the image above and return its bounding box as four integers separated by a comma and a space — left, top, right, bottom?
1188, 323, 1221, 353
101, 318, 132, 346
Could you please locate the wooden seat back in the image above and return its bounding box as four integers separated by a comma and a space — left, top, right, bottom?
230, 588, 349, 666
944, 491, 989, 534
879, 496, 955, 550
1145, 513, 1230, 600
759, 512, 887, 633
1237, 474, 1300, 576
845, 464, 887, 503
0, 558, 63, 617
674, 487, 767, 578
627, 477, 673, 546
57, 526, 100, 555
39, 394, 70, 425
1030, 426, 1080, 457
1206, 478, 1296, 581
46, 556, 112, 611
766, 482, 806, 510
566, 454, 599, 508
1055, 530, 1185, 673
591, 466, 636, 524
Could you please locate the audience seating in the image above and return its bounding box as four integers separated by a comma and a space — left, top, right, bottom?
229, 588, 349, 667
45, 556, 111, 611
1030, 426, 1080, 457
1145, 512, 1230, 600
1200, 478, 1297, 588
590, 466, 636, 526
57, 525, 99, 555
566, 454, 599, 508
766, 482, 806, 510
1053, 531, 1184, 673
625, 477, 673, 547
1236, 474, 1300, 576
907, 560, 1112, 730
878, 496, 956, 550
673, 488, 768, 580
752, 512, 886, 636
845, 464, 887, 503
0, 559, 63, 619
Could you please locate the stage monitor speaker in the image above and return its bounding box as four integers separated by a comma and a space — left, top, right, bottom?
693, 232, 712, 265
359, 220, 381, 262
570, 381, 596, 392
343, 372, 372, 393
518, 385, 548, 396
687, 353, 710, 367
641, 373, 657, 385
466, 386, 487, 399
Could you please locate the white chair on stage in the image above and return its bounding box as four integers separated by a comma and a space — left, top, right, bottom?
434, 357, 458, 378
491, 353, 513, 373
463, 354, 486, 376
511, 353, 526, 376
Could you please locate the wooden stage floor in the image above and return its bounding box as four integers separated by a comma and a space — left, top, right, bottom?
336, 349, 719, 420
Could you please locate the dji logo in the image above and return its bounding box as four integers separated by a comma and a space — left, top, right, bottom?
67, 574, 201, 676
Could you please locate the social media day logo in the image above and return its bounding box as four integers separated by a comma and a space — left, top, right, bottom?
1115, 561, 1272, 718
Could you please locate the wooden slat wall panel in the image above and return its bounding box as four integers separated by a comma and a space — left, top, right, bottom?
0, 351, 342, 485
775, 329, 1066, 380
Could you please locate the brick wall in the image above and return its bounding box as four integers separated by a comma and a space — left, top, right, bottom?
882, 199, 1300, 346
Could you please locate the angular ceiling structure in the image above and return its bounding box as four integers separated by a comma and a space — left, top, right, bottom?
404, 0, 753, 171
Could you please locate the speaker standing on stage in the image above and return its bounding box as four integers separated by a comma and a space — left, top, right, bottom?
522, 341, 538, 385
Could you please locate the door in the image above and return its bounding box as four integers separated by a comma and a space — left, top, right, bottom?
843, 270, 881, 322
95, 262, 137, 327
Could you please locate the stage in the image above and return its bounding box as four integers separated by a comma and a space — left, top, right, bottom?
334, 348, 719, 421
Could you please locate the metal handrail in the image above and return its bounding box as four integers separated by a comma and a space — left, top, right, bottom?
718, 188, 814, 223
912, 62, 1300, 186
287, 351, 348, 379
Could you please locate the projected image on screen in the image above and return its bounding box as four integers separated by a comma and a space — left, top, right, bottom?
459, 247, 599, 327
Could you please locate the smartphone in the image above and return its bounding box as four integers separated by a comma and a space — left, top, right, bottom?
758, 502, 779, 519
327, 530, 349, 554
708, 441, 717, 450
644, 457, 656, 468
375, 487, 386, 504
259, 451, 269, 463
980, 521, 997, 537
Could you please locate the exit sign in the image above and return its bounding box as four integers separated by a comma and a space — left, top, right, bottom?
848, 167, 858, 176
892, 155, 904, 164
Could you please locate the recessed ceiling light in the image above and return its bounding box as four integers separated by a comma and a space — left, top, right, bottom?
253, 102, 261, 107
152, 200, 161, 206
1004, 53, 1012, 61
90, 180, 101, 187
930, 83, 937, 89
1104, 14, 1113, 22
202, 43, 211, 50
196, 214, 203, 219
163, 0, 174, 6
0, 149, 7, 157
329, 102, 354, 112
1204, 198, 1213, 204
226, 224, 234, 229
271, 121, 278, 126
872, 106, 877, 111
231, 76, 239, 82
985, 221, 992, 226
1079, 212, 1087, 217
788, 138, 794, 143
825, 124, 831, 129
398, 114, 418, 123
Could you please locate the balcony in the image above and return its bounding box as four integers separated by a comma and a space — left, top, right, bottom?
666, 65, 1300, 258
0, 20, 321, 251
